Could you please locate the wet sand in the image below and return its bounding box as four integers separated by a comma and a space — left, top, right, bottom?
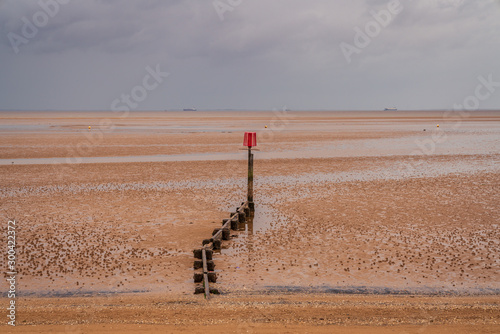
1, 110, 499, 332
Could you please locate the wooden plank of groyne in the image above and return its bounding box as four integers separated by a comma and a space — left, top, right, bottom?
202, 248, 210, 299
194, 249, 213, 260
194, 260, 215, 270
194, 200, 251, 295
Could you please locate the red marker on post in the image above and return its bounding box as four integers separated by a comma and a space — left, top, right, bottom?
243, 132, 256, 210
243, 132, 257, 148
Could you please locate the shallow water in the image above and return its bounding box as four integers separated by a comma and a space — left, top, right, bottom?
1, 130, 499, 165
3, 156, 498, 199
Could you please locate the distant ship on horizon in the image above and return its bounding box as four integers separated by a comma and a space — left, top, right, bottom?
384, 107, 398, 111
183, 108, 197, 111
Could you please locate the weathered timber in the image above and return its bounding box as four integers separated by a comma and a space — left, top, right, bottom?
207, 272, 217, 283
194, 249, 213, 260
193, 272, 203, 283
194, 260, 215, 271
230, 219, 239, 230
221, 228, 231, 240
202, 249, 210, 299
213, 238, 222, 250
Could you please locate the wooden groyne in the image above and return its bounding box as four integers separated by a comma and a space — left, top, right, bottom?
193, 132, 257, 298
193, 201, 253, 298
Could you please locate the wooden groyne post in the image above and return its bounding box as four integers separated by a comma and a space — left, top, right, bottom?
193, 132, 258, 297
244, 132, 256, 211
193, 202, 250, 297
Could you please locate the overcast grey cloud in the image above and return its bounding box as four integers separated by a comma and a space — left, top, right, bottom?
0, 0, 499, 111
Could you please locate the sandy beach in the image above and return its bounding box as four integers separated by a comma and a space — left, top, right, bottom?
1, 110, 499, 333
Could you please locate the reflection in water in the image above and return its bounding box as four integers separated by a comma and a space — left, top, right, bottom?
222, 199, 288, 258
238, 209, 254, 234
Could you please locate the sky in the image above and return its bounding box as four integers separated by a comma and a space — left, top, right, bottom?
0, 0, 499, 111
